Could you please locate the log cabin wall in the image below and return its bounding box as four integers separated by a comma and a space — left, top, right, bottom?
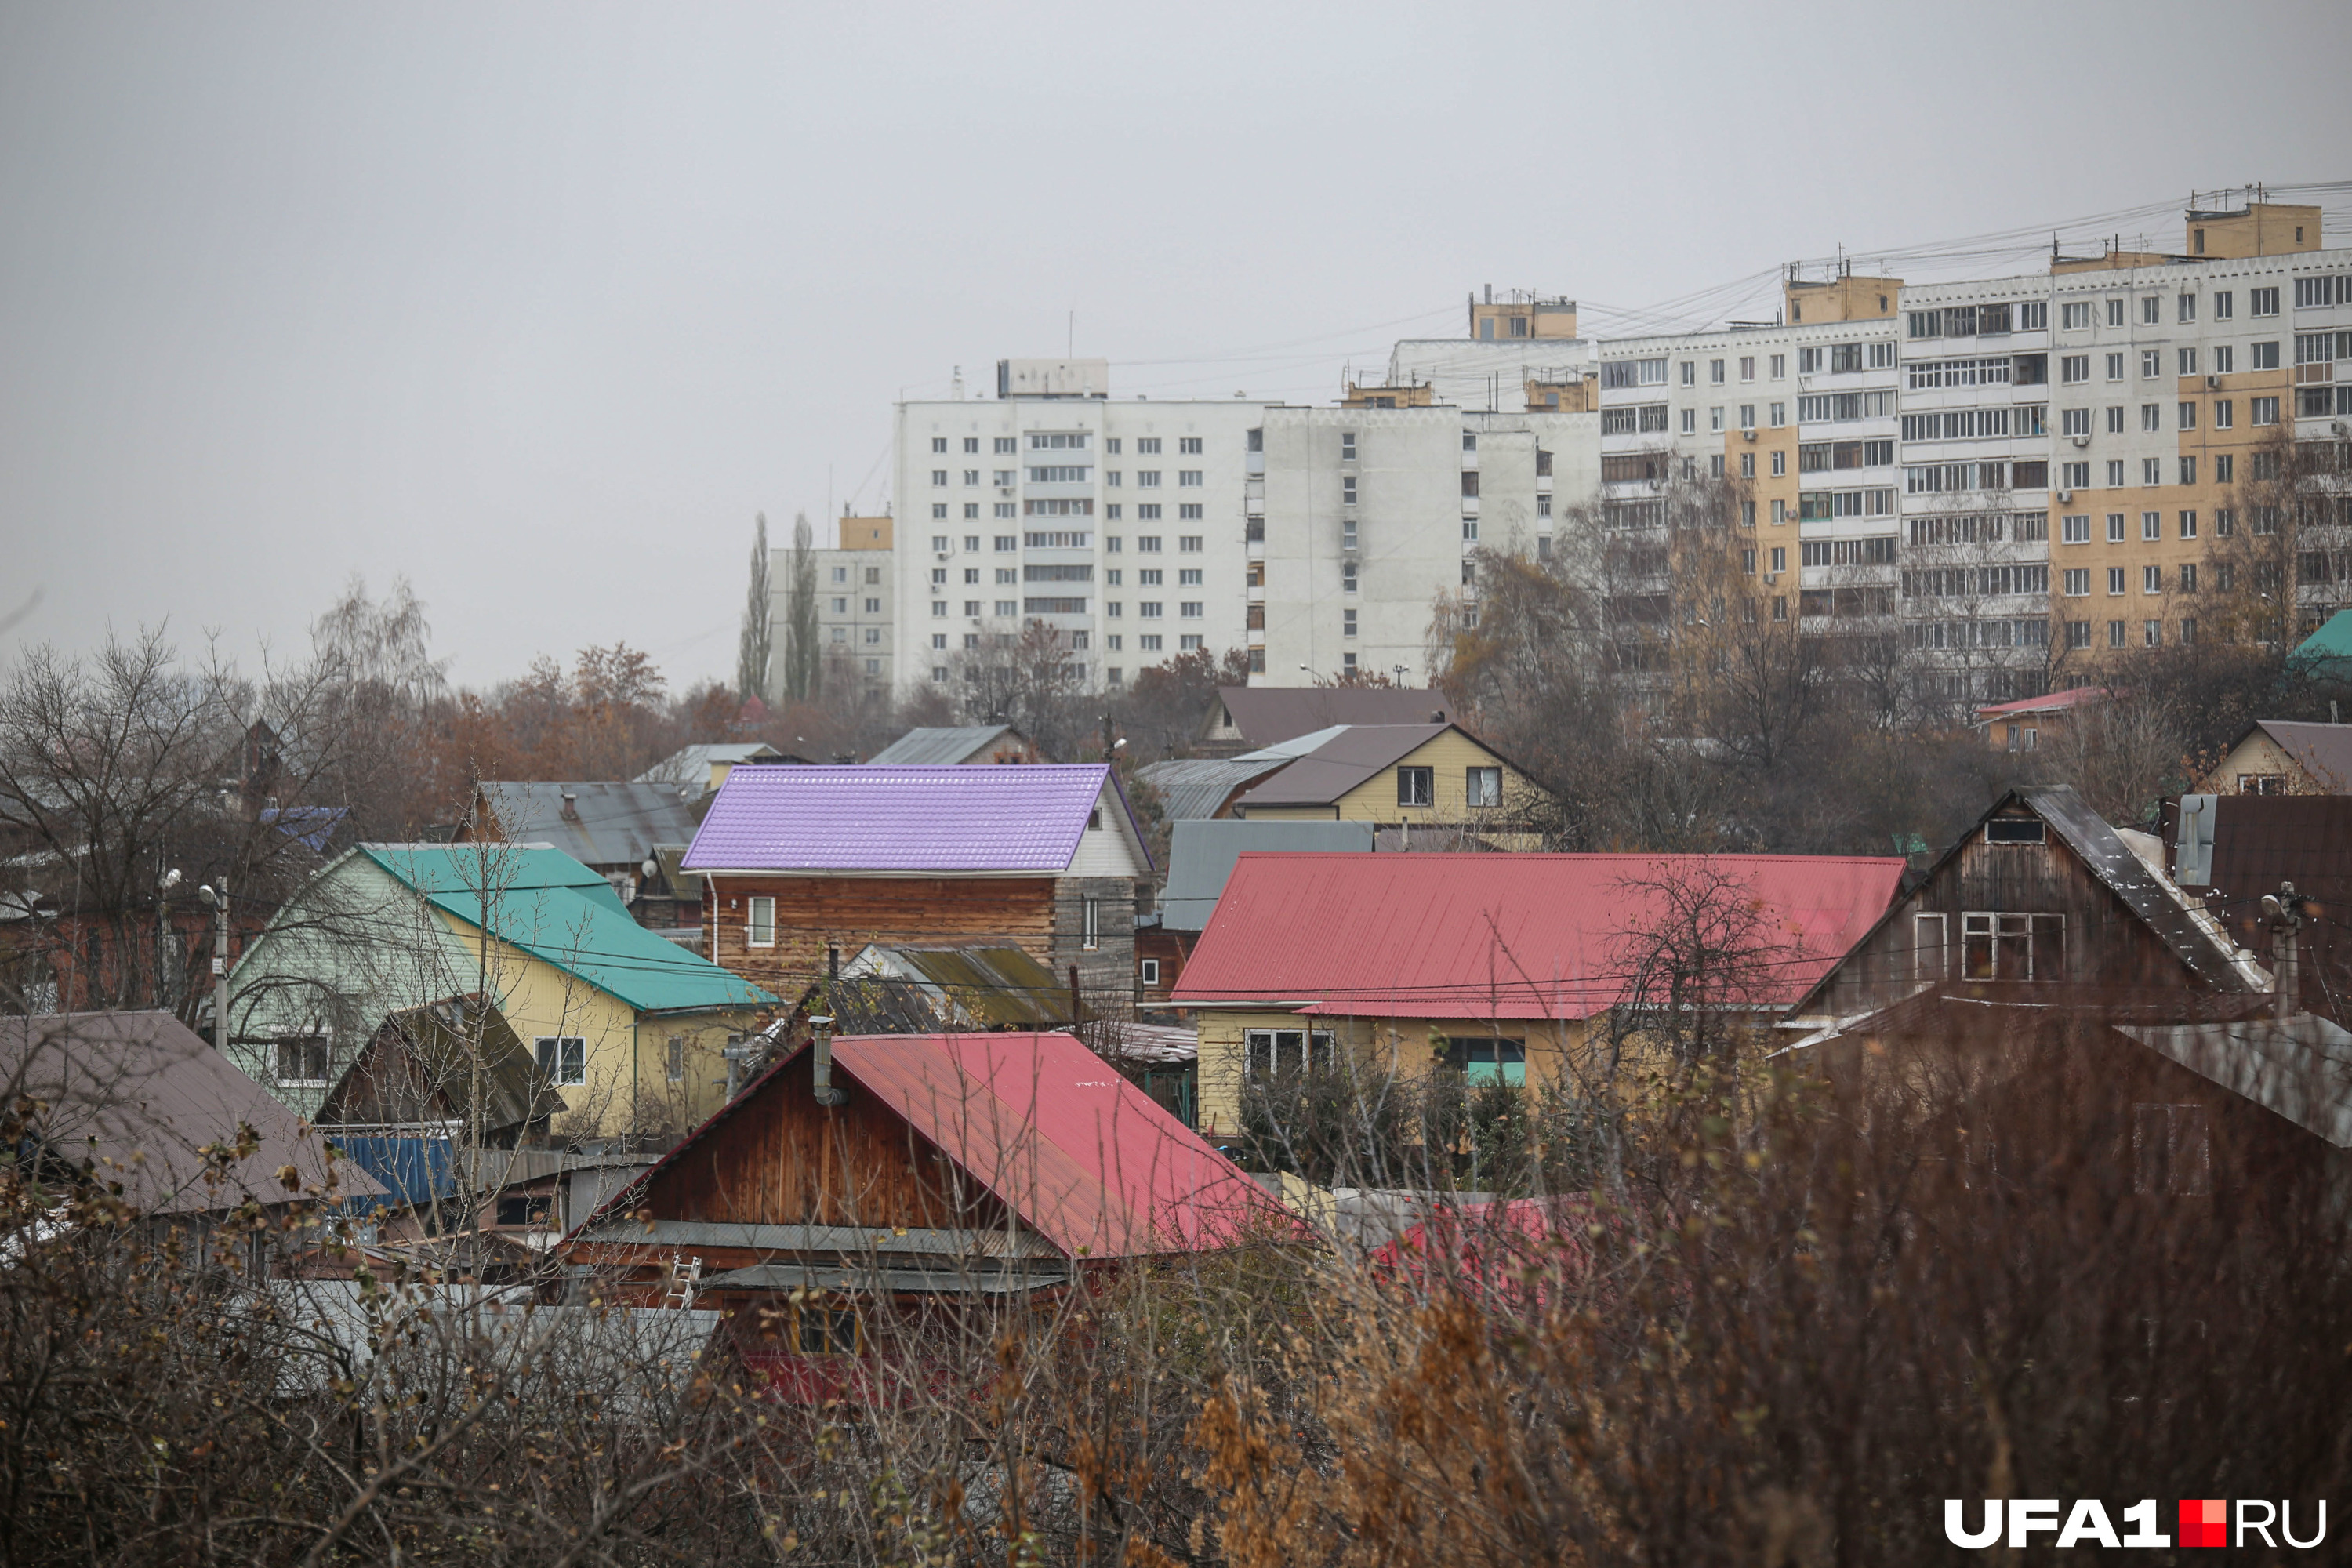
1816, 809, 2206, 1017
1052, 876, 1139, 996
644, 1049, 1010, 1235
707, 875, 1057, 1000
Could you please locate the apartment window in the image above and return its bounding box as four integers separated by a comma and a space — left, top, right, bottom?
2180, 562, 2198, 593
2178, 347, 2199, 377
2063, 568, 2090, 596
1179, 601, 1203, 619
2179, 456, 2198, 485
2181, 618, 2198, 644
1740, 356, 1755, 382
2209, 290, 2235, 321
2140, 510, 2161, 542
2062, 408, 2090, 437
1680, 408, 1696, 434
2063, 514, 2090, 544
1769, 546, 1787, 572
2103, 461, 2124, 488
2178, 293, 2197, 324
1461, 517, 1479, 541
995, 437, 1016, 454
2141, 458, 2162, 485
2136, 350, 2159, 381
1340, 431, 1356, 459
931, 437, 947, 453
2139, 296, 2161, 326
1770, 450, 1786, 477
1137, 437, 1161, 454
2252, 397, 2280, 426
1178, 470, 1202, 487
1138, 535, 1162, 552
2107, 567, 2125, 595
2067, 619, 2091, 648
1740, 452, 1755, 478
535, 1036, 587, 1087
1138, 601, 1163, 619
2108, 619, 2125, 648
2252, 287, 2279, 318
1178, 535, 1203, 553
1343, 608, 1357, 637
2105, 352, 2125, 382
931, 504, 947, 519
1465, 766, 1502, 808
1680, 361, 1696, 386
1179, 436, 1202, 455
1106, 438, 1123, 454
1397, 766, 1434, 808
1341, 563, 1357, 593
2252, 339, 2281, 371
2060, 354, 2089, 383
2144, 619, 2162, 646
1798, 347, 1824, 374
1769, 354, 1786, 379
2061, 302, 2092, 331
931, 469, 948, 487
275, 1036, 329, 1086
2143, 564, 2162, 594
1709, 406, 1724, 432
1769, 401, 1786, 427
1959, 911, 2066, 982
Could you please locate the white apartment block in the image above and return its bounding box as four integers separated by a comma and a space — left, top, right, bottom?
892, 361, 1278, 698
1254, 405, 1599, 684
766, 515, 895, 697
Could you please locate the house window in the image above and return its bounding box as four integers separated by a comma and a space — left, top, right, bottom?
2238, 774, 2283, 795
1443, 1037, 1526, 1086
1465, 766, 1502, 808
665, 1036, 685, 1083
535, 1036, 587, 1087
746, 896, 776, 948
1397, 766, 1434, 808
495, 1193, 553, 1228
1081, 897, 1101, 951
1984, 818, 2045, 844
1139, 958, 1160, 987
1246, 1029, 1335, 1077
796, 1303, 862, 1356
1913, 913, 1947, 981
274, 1036, 329, 1086
1958, 912, 2065, 982
2132, 1104, 2212, 1196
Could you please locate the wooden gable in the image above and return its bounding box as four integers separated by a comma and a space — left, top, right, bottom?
1801, 797, 2244, 1022
637, 1047, 1010, 1237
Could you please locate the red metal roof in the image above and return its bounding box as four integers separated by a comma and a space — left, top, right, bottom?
831, 1033, 1274, 1258
1169, 852, 1905, 1018
572, 1031, 1280, 1261
1976, 685, 2107, 720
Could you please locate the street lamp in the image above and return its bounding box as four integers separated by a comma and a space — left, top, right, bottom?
197, 882, 227, 1051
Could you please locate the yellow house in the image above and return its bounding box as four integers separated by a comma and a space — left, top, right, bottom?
1171, 849, 1905, 1136
2198, 720, 2352, 796
1231, 723, 1545, 835
230, 844, 773, 1138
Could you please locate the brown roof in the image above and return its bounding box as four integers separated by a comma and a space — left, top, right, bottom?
2180, 793, 2352, 1018
0, 1011, 385, 1216
1234, 724, 1461, 808
2252, 721, 2352, 792
1214, 686, 1447, 746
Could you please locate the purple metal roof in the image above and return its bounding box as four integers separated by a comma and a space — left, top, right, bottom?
682, 764, 1114, 874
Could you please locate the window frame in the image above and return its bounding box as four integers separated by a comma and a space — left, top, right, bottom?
535, 1036, 587, 1087
746, 895, 776, 948
1396, 765, 1435, 808
1247, 1028, 1337, 1078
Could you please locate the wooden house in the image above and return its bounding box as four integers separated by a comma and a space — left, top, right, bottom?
1228, 724, 1546, 833
1782, 785, 2270, 1032
1171, 851, 1903, 1135
683, 764, 1152, 1006
559, 1031, 1278, 1388
314, 994, 564, 1146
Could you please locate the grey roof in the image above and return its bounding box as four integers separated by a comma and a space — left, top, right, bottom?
1213, 686, 1449, 746
2021, 785, 2266, 993
474, 781, 702, 870
865, 724, 1019, 765
1234, 724, 1457, 809
635, 742, 783, 785
0, 1012, 387, 1215
2121, 1013, 2352, 1147
1161, 819, 1373, 931
1137, 756, 1294, 822
2249, 720, 2352, 792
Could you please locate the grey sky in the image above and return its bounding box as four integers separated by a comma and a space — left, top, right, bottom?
5, 1, 2349, 689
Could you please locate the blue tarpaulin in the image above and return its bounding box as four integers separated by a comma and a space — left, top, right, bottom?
328, 1136, 456, 1214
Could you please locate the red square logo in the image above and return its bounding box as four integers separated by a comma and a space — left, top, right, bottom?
2180, 1498, 2228, 1548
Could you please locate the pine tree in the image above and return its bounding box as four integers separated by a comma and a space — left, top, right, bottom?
735, 513, 772, 702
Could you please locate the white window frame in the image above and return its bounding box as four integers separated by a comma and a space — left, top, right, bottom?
1913, 913, 1947, 981
535, 1036, 587, 1087
746, 895, 776, 948
1246, 1028, 1337, 1078
1138, 958, 1160, 987
275, 1034, 331, 1087
1465, 765, 1502, 808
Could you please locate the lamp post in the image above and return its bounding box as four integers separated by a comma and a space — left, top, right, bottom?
198, 882, 227, 1051
155, 866, 180, 1009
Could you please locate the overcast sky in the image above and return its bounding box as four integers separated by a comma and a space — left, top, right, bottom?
5, 1, 2350, 691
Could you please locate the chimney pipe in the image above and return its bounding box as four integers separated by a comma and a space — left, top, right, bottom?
811, 943, 848, 1105
2263, 881, 2303, 1019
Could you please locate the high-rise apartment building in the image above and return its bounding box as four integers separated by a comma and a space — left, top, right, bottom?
891, 361, 1278, 698
1254, 404, 1597, 684
770, 513, 896, 698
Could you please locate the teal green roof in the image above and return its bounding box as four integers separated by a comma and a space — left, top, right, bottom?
2290, 609, 2352, 671
360, 844, 771, 1015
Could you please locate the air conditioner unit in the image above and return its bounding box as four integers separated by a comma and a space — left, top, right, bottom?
2206, 376, 2221, 390
2071, 435, 2089, 448
2056, 490, 2072, 503
2336, 420, 2350, 438
1763, 572, 1780, 585
1742, 429, 1758, 441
